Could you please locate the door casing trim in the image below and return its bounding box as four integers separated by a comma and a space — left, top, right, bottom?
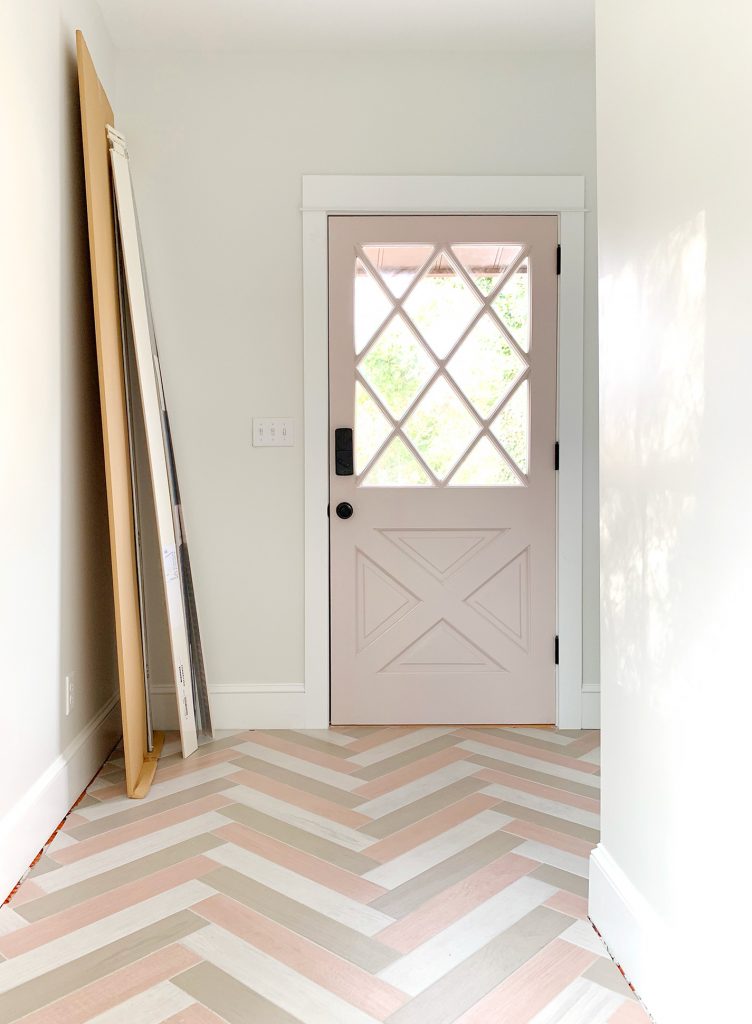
302, 175, 586, 729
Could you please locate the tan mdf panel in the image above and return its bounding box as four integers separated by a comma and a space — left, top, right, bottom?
76, 32, 162, 797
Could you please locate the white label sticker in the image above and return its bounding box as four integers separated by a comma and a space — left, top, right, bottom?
163, 544, 179, 581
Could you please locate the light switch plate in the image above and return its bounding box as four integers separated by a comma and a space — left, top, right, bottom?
253, 418, 294, 447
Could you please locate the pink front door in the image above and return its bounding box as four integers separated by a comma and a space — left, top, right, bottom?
329, 215, 558, 724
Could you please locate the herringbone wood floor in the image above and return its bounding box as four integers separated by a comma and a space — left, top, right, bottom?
0, 727, 649, 1023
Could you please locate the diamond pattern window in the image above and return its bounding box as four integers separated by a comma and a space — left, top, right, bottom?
403, 255, 481, 358
491, 257, 530, 351
362, 244, 434, 298
358, 315, 436, 419
446, 314, 526, 419
352, 247, 532, 486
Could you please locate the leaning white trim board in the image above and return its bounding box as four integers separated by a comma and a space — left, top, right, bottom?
109, 129, 198, 757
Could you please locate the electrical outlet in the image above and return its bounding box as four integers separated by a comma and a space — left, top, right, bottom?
65, 673, 75, 716
253, 418, 294, 447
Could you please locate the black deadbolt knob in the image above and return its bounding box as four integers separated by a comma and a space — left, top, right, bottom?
336, 502, 354, 520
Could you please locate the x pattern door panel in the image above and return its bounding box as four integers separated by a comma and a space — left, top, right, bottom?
330, 216, 558, 724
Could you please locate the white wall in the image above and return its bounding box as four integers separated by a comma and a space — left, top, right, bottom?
591, 2, 752, 1020
116, 49, 600, 727
0, 0, 120, 899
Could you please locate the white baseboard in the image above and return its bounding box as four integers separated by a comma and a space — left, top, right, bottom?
0, 694, 121, 902
149, 684, 309, 731
589, 844, 668, 1022
152, 682, 595, 732
581, 687, 600, 728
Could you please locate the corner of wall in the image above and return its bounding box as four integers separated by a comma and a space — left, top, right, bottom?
589, 844, 670, 1023
581, 685, 600, 728
0, 696, 121, 902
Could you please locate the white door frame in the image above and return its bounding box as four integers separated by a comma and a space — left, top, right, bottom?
302, 175, 585, 729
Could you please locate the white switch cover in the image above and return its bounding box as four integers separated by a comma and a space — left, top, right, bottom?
253, 418, 294, 447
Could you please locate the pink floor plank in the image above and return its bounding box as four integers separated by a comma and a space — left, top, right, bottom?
63, 812, 91, 828
501, 819, 596, 858
0, 856, 217, 958
153, 746, 247, 783
609, 999, 652, 1022
48, 794, 233, 866
544, 889, 590, 920
365, 793, 499, 864
213, 821, 387, 902
453, 937, 598, 1024
344, 726, 420, 754
457, 728, 601, 774
240, 731, 358, 774
194, 893, 409, 1019
6, 879, 46, 906
473, 767, 601, 813
352, 746, 469, 800
15, 943, 201, 1024
376, 852, 538, 954
227, 768, 371, 827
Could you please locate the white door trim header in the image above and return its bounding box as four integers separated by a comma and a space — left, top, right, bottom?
302, 175, 585, 729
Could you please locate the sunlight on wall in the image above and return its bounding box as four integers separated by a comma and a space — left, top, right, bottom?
600, 212, 706, 715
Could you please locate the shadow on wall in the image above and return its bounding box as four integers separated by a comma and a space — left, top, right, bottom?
57, 33, 118, 745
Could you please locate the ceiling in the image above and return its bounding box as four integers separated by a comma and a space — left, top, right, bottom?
95, 0, 594, 53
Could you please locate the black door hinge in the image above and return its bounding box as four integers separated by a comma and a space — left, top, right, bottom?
555, 635, 560, 665
556, 244, 561, 275
554, 441, 560, 470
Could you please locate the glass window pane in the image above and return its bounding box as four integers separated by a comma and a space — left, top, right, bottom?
404, 377, 479, 479
354, 258, 393, 353
446, 314, 526, 419
362, 244, 434, 298
357, 315, 436, 419
355, 382, 391, 474
452, 244, 522, 296
492, 258, 530, 351
491, 381, 529, 474
449, 436, 521, 486
403, 256, 481, 358
362, 436, 431, 486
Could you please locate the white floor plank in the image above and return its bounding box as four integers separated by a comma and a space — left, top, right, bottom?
87, 981, 194, 1024
224, 785, 376, 852
0, 881, 214, 994
560, 920, 610, 958
33, 813, 229, 894
378, 876, 555, 996
233, 741, 362, 791
206, 843, 395, 935
510, 840, 591, 879
73, 763, 241, 822
458, 740, 601, 788
479, 784, 600, 829
528, 977, 623, 1024
364, 810, 511, 889
357, 762, 479, 818
349, 729, 455, 768
184, 923, 383, 1024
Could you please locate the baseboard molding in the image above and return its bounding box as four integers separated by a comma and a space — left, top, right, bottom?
589, 844, 668, 1022
149, 685, 309, 731
0, 694, 121, 902
581, 687, 600, 728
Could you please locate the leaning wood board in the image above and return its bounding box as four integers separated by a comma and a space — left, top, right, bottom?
109, 128, 199, 757
76, 32, 162, 796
